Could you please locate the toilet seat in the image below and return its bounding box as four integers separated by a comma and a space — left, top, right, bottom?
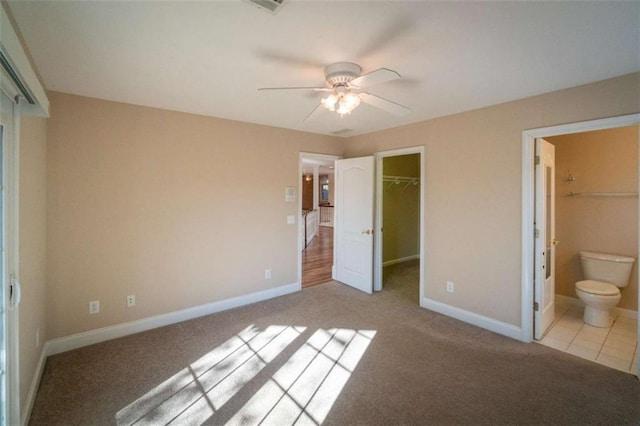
576, 280, 620, 296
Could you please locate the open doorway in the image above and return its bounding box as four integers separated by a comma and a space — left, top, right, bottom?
522, 114, 639, 376
299, 153, 340, 288
374, 147, 424, 305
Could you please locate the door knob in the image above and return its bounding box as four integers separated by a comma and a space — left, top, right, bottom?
362, 229, 372, 235
552, 239, 560, 246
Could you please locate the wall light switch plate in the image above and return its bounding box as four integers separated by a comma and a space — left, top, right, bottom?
285, 187, 295, 202
287, 215, 295, 225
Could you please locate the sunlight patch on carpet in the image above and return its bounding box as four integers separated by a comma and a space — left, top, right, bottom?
116, 324, 305, 425
227, 328, 376, 425
116, 326, 374, 425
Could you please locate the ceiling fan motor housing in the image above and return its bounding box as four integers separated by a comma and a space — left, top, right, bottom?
324, 62, 362, 87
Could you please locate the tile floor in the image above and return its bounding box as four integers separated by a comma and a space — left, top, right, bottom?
538, 297, 638, 374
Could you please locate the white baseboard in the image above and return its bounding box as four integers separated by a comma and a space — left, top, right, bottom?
21, 345, 48, 426
555, 294, 582, 307
46, 282, 299, 356
22, 282, 299, 425
421, 297, 526, 342
615, 306, 639, 319
383, 254, 419, 267
556, 294, 638, 319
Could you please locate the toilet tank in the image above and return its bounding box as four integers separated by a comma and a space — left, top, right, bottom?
579, 251, 635, 288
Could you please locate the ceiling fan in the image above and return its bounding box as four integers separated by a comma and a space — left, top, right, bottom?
258, 62, 411, 121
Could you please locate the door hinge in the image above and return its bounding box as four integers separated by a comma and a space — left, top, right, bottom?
534, 155, 540, 166
534, 302, 539, 312
534, 228, 540, 238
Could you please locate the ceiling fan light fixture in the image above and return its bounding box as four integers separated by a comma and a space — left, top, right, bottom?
259, 62, 411, 121
321, 93, 338, 111
322, 90, 361, 116
343, 92, 361, 109
336, 91, 361, 116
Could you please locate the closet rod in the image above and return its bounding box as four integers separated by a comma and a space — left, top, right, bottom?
382, 175, 419, 182
568, 191, 638, 198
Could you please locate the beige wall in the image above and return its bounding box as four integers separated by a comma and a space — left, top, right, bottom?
383, 154, 420, 263
24, 73, 640, 344
46, 92, 342, 338
549, 126, 638, 310
345, 73, 640, 326
18, 116, 48, 410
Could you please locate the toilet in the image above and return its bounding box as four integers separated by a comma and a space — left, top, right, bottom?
575, 251, 635, 327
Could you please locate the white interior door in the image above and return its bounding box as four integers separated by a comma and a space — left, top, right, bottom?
534, 138, 556, 339
334, 156, 374, 294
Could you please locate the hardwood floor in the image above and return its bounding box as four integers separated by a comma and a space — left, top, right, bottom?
302, 226, 333, 287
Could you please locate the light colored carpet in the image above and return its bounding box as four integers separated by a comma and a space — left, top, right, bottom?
29, 264, 639, 425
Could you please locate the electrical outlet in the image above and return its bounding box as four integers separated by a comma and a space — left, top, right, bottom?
127, 294, 136, 307
446, 281, 454, 293
265, 269, 272, 280
89, 300, 100, 314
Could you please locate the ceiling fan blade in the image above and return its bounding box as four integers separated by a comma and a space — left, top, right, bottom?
356, 16, 415, 60
258, 86, 332, 92
349, 68, 401, 89
303, 104, 326, 122
359, 93, 411, 116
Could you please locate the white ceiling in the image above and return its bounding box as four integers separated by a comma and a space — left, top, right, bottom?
7, 1, 639, 137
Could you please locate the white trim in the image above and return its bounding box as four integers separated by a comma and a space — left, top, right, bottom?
555, 294, 582, 308
46, 282, 299, 356
21, 282, 299, 425
556, 294, 638, 320
521, 113, 640, 344
374, 146, 425, 305
615, 306, 639, 320
382, 254, 419, 267
20, 346, 47, 426
1, 91, 21, 426
0, 6, 49, 117
421, 297, 524, 341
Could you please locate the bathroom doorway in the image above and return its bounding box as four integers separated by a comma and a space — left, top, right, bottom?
374, 147, 424, 305
522, 114, 640, 376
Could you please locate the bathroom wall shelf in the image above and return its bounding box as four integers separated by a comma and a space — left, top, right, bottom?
567, 191, 638, 198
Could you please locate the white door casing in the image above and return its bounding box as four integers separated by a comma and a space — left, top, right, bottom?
0, 90, 20, 426
334, 156, 374, 294
373, 147, 424, 296
521, 115, 639, 371
534, 138, 556, 340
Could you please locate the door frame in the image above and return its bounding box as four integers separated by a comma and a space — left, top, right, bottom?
374, 146, 425, 304
298, 152, 342, 289
0, 91, 22, 426
521, 113, 640, 345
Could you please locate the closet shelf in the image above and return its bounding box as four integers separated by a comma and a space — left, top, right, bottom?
567, 191, 638, 198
